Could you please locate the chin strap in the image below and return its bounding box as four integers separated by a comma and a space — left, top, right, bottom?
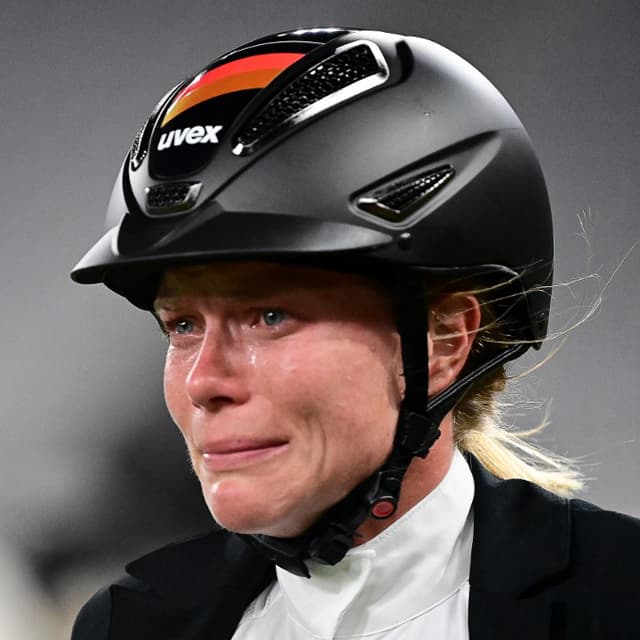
238, 275, 528, 577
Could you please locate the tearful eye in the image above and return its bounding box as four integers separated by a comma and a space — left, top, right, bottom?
262, 309, 287, 326
174, 319, 194, 334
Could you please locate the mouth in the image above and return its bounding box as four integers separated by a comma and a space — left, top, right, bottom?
200, 439, 289, 471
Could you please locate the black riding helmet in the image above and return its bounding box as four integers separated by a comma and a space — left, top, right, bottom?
71, 28, 553, 576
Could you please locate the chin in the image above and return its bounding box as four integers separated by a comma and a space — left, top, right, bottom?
208, 505, 304, 537
202, 484, 280, 535
202, 483, 319, 537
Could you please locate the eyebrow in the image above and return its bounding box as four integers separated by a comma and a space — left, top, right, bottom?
158, 269, 343, 300
153, 300, 179, 313
154, 281, 322, 312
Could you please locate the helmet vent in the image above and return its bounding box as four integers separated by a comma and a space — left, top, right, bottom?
356, 165, 455, 222
130, 84, 180, 171
232, 40, 389, 155
130, 119, 150, 170
145, 182, 202, 216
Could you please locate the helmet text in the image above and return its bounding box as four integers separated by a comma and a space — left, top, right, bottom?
157, 125, 224, 151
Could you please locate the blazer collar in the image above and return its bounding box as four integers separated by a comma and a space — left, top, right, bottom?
111, 529, 274, 639
467, 455, 572, 639
124, 527, 273, 601
468, 454, 571, 597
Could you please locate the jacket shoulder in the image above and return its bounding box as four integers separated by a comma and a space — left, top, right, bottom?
570, 496, 640, 530
569, 498, 640, 573
70, 529, 274, 640
71, 575, 141, 640
469, 457, 640, 636
71, 584, 110, 640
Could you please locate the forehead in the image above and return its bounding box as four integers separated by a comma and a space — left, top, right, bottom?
154, 261, 389, 306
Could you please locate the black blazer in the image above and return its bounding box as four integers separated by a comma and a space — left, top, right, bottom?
72, 457, 640, 639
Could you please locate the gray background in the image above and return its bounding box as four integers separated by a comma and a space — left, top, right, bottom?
1, 1, 638, 637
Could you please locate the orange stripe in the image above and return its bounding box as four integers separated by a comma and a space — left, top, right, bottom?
161, 52, 305, 126
162, 68, 282, 125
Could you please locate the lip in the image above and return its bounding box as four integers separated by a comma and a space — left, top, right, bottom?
199, 439, 289, 471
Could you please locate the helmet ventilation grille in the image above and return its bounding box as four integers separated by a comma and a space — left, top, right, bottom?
356, 165, 455, 222
130, 119, 150, 170
129, 84, 180, 171
145, 182, 202, 216
233, 41, 389, 155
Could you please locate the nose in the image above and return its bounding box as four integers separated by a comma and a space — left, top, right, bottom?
185, 321, 250, 411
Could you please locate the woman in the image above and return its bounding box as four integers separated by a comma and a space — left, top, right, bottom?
71, 27, 638, 639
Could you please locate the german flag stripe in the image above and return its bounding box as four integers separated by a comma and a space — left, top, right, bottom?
161, 52, 306, 126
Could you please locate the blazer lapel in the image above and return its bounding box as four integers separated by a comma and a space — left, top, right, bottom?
467, 456, 571, 640
110, 529, 275, 640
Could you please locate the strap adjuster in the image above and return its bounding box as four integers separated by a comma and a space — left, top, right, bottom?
396, 409, 440, 457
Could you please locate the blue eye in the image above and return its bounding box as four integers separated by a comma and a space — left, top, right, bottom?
262, 309, 286, 326
174, 319, 194, 334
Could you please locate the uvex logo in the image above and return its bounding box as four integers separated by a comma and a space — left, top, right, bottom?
157, 125, 224, 151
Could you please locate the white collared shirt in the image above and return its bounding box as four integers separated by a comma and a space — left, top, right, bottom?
232, 449, 474, 639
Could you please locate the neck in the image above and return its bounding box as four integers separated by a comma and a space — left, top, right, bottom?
353, 414, 455, 545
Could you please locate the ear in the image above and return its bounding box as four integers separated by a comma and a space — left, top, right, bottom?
428, 294, 481, 397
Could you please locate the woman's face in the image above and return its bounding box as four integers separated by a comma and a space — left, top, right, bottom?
155, 261, 404, 537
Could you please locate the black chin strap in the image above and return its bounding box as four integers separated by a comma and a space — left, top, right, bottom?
238, 275, 528, 577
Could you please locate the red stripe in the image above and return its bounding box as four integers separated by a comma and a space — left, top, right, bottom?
176, 52, 305, 102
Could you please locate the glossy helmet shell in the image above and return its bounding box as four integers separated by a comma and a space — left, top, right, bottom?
71, 27, 553, 344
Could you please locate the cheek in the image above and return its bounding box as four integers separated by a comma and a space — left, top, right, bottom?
269, 331, 402, 456
162, 349, 192, 432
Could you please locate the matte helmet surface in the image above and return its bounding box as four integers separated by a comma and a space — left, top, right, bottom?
71, 27, 553, 345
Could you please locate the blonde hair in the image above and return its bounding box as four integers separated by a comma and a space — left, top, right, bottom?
433, 277, 585, 496
453, 365, 583, 496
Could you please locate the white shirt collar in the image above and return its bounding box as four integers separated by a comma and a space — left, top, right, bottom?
275, 449, 475, 638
